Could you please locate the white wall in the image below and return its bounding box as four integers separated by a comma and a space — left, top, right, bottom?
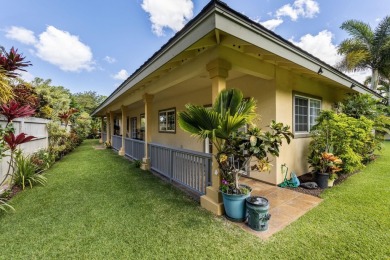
0, 116, 50, 192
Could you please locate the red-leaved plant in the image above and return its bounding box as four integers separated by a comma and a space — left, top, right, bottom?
4, 132, 36, 151
0, 133, 36, 187
0, 100, 36, 123
0, 47, 31, 78
58, 108, 78, 127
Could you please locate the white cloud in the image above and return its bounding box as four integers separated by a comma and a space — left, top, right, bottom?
346, 70, 371, 84
290, 30, 341, 66
35, 26, 94, 72
276, 0, 319, 21
19, 71, 35, 82
104, 56, 116, 64
289, 30, 371, 84
112, 69, 129, 80
141, 0, 194, 36
260, 18, 284, 31
5, 26, 37, 45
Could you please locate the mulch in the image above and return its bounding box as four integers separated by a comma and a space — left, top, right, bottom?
284, 171, 359, 197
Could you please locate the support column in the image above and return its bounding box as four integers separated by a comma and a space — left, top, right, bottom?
119, 106, 126, 156
99, 116, 104, 143
200, 58, 231, 216
109, 111, 114, 145
106, 113, 110, 145
141, 93, 154, 170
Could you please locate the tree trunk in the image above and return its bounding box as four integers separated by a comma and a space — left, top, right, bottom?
371, 69, 379, 91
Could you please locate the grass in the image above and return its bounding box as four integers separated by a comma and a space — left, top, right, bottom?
0, 140, 389, 259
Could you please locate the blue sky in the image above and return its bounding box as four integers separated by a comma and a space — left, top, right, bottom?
1, 0, 389, 96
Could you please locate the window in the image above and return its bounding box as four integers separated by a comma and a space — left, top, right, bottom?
140, 114, 145, 132
130, 117, 137, 139
159, 108, 176, 133
294, 95, 321, 133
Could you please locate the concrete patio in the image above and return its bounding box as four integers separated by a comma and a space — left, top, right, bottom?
236, 178, 322, 239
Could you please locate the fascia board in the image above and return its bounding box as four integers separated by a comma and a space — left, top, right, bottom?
214, 9, 379, 97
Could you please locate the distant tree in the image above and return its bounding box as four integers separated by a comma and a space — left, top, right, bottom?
337, 16, 390, 91
31, 78, 72, 119
72, 91, 106, 114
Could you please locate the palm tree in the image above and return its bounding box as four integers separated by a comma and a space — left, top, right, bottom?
364, 73, 390, 105
178, 88, 292, 193
178, 88, 257, 152
337, 16, 390, 91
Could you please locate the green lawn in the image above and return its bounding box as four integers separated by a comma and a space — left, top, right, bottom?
1, 140, 389, 259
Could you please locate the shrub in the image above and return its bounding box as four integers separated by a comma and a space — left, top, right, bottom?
30, 148, 55, 172
134, 160, 142, 168
13, 151, 47, 190
47, 122, 83, 160
339, 93, 390, 142
309, 111, 376, 174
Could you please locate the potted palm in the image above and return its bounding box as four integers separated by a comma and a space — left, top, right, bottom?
178, 89, 292, 221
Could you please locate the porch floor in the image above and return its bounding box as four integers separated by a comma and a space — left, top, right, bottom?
236, 178, 322, 239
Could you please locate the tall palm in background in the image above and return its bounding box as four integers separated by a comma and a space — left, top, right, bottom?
337, 16, 390, 91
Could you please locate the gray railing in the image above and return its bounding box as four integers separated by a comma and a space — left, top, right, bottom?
102, 133, 107, 143
112, 135, 122, 151
125, 138, 145, 161
149, 143, 212, 195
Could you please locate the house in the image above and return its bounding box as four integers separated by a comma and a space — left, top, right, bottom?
92, 0, 381, 215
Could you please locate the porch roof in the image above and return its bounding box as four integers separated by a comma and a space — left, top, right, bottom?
92, 0, 381, 117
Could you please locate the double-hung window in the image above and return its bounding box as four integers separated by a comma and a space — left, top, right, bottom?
159, 108, 176, 133
294, 95, 321, 134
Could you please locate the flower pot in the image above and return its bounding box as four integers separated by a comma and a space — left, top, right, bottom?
222, 185, 251, 222
316, 172, 329, 189
328, 178, 335, 187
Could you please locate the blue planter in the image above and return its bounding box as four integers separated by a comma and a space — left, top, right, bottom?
222, 186, 251, 222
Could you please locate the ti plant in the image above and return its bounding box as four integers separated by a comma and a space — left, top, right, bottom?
0, 46, 31, 78
0, 133, 36, 187
58, 108, 78, 128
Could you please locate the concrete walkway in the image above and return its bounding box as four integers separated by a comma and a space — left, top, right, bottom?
237, 178, 322, 239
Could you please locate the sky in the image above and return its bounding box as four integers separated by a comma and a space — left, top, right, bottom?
1, 0, 389, 96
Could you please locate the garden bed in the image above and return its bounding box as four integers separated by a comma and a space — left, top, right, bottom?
285, 171, 359, 197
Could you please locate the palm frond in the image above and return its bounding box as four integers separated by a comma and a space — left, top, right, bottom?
373, 16, 390, 54
340, 20, 374, 46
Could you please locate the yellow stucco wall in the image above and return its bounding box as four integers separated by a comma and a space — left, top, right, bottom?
274, 67, 348, 184
151, 87, 211, 152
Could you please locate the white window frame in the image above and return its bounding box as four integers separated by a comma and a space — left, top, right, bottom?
293, 94, 322, 134
159, 108, 176, 133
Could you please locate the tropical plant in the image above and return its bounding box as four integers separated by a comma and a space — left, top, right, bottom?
58, 108, 78, 128
178, 88, 292, 194
13, 151, 47, 190
0, 69, 13, 104
337, 16, 390, 90
11, 83, 40, 110
309, 110, 376, 174
0, 198, 14, 212
339, 93, 390, 142
30, 148, 55, 172
0, 133, 36, 187
73, 111, 92, 139
0, 46, 31, 78
309, 152, 343, 175
0, 100, 36, 123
